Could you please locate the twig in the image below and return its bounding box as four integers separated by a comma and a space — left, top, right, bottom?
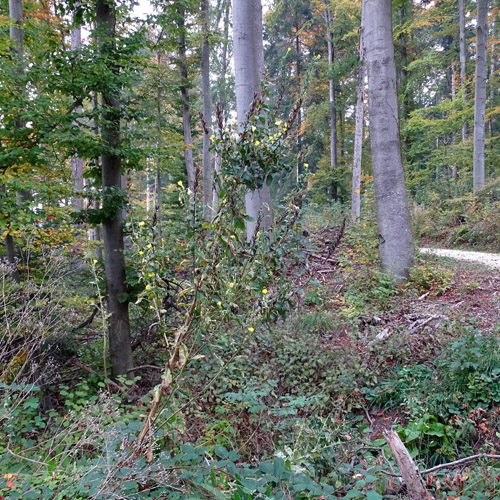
381, 453, 500, 477
72, 306, 100, 331
421, 454, 500, 475
127, 365, 163, 372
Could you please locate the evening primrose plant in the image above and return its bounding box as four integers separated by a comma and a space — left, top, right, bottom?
128, 95, 304, 452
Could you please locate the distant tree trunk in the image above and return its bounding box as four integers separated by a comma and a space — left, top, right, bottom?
177, 8, 196, 192
351, 8, 365, 222
201, 0, 213, 221
489, 33, 495, 139
5, 0, 24, 283
325, 9, 337, 171
459, 0, 469, 141
295, 30, 303, 183
96, 0, 134, 378
363, 0, 414, 280
473, 0, 488, 192
71, 18, 84, 213
233, 0, 273, 240
92, 91, 103, 260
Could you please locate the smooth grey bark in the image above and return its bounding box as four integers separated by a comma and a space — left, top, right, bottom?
473, 0, 488, 192
4, 0, 24, 283
201, 0, 214, 221
177, 10, 196, 192
71, 20, 84, 213
295, 31, 303, 182
233, 0, 273, 240
325, 9, 337, 170
96, 0, 134, 378
363, 0, 414, 279
459, 0, 469, 141
351, 9, 365, 222
92, 91, 103, 260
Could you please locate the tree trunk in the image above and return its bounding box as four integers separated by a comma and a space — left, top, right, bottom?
233, 0, 273, 240
459, 0, 469, 141
363, 0, 414, 280
96, 0, 134, 378
4, 0, 24, 283
295, 31, 303, 182
325, 9, 337, 170
351, 9, 365, 222
473, 0, 488, 192
177, 9, 196, 192
71, 19, 84, 213
201, 0, 214, 221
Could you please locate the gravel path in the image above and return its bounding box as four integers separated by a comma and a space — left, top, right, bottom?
420, 247, 500, 269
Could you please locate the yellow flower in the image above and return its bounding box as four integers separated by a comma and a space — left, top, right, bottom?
147, 243, 152, 249
231, 235, 236, 239
262, 289, 268, 294
248, 327, 255, 333
222, 198, 227, 204
255, 140, 260, 146
229, 283, 234, 288
93, 259, 98, 264
217, 301, 222, 307
145, 284, 151, 290
355, 189, 361, 194
251, 126, 257, 132
177, 180, 183, 187
138, 251, 144, 255
317, 54, 321, 59
304, 163, 309, 169
286, 47, 291, 54
148, 272, 154, 277
210, 134, 215, 141
275, 120, 282, 126
138, 221, 145, 226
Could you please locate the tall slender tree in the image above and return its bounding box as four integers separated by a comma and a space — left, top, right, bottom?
201, 0, 213, 220
473, 0, 488, 192
363, 0, 414, 279
324, 8, 337, 171
458, 0, 468, 141
96, 0, 134, 377
176, 4, 196, 192
351, 5, 365, 222
71, 12, 84, 213
233, 0, 273, 240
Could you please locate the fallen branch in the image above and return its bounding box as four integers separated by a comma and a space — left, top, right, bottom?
383, 428, 435, 500
420, 453, 500, 475
72, 306, 100, 331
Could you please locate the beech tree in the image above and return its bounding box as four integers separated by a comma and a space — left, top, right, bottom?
473, 0, 488, 192
351, 5, 365, 222
201, 0, 213, 220
363, 0, 414, 279
232, 0, 273, 240
96, 0, 134, 377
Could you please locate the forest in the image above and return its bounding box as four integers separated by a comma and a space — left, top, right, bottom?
1, 0, 500, 497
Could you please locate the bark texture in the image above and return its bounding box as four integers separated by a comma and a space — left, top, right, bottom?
473, 0, 488, 192
71, 20, 84, 213
363, 0, 414, 279
201, 0, 214, 221
96, 0, 134, 377
351, 8, 365, 222
384, 429, 435, 500
4, 0, 24, 283
177, 10, 196, 192
233, 0, 273, 240
459, 0, 468, 141
325, 9, 337, 170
